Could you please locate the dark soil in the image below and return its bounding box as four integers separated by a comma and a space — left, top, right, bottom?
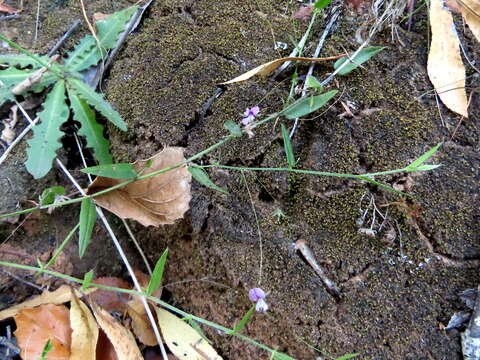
1, 0, 479, 359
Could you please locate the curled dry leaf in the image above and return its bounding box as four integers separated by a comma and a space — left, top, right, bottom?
14, 304, 72, 360
427, 0, 468, 117
87, 147, 192, 227
70, 291, 99, 360
220, 55, 346, 85
90, 277, 132, 313
91, 302, 143, 360
460, 0, 480, 42
0, 284, 97, 320
127, 298, 157, 346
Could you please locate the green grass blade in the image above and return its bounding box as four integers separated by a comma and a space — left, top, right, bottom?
282, 90, 338, 119
79, 198, 97, 258
67, 78, 127, 131
188, 166, 229, 194
81, 269, 94, 291
227, 305, 256, 335
146, 248, 168, 296
68, 90, 113, 164
40, 340, 53, 360
81, 163, 137, 178
334, 47, 385, 75
281, 123, 296, 168
25, 80, 69, 179
336, 354, 359, 360
0, 53, 49, 68
406, 143, 442, 170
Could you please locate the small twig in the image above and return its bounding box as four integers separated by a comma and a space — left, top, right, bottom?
48, 19, 81, 57
121, 218, 152, 276
33, 0, 41, 44
0, 268, 43, 291
0, 14, 20, 21
165, 277, 230, 289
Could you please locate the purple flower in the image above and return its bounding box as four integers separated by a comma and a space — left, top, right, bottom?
241, 106, 260, 126
249, 287, 269, 312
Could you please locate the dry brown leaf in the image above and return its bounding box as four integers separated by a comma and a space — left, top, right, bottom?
127, 298, 157, 346
91, 303, 143, 360
0, 0, 19, 13
87, 147, 191, 227
220, 55, 346, 85
460, 0, 480, 42
427, 0, 468, 117
0, 285, 97, 320
97, 330, 118, 360
90, 277, 132, 312
70, 291, 99, 360
293, 5, 313, 21
14, 304, 72, 360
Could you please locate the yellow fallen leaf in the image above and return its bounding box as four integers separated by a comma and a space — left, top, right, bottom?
220, 55, 345, 85
0, 285, 97, 320
91, 302, 143, 360
87, 147, 191, 227
460, 0, 480, 42
14, 304, 71, 360
127, 298, 157, 346
155, 306, 223, 360
70, 291, 99, 360
427, 0, 469, 117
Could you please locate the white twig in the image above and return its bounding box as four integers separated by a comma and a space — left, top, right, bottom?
34, 0, 41, 44
0, 116, 38, 166
121, 218, 152, 276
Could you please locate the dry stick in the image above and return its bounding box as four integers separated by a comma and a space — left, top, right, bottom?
0, 116, 39, 166
33, 0, 41, 44
290, 5, 342, 138
56, 159, 169, 360
0, 268, 43, 291
48, 19, 81, 57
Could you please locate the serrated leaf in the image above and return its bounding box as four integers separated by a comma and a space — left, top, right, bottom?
188, 166, 228, 194
79, 198, 97, 258
39, 186, 65, 206
282, 90, 338, 119
64, 36, 100, 72
223, 120, 242, 137
334, 47, 385, 75
0, 67, 34, 87
25, 80, 69, 179
281, 123, 296, 168
81, 163, 137, 178
96, 6, 138, 49
407, 143, 442, 170
68, 90, 113, 164
67, 78, 127, 131
0, 54, 49, 68
146, 249, 168, 296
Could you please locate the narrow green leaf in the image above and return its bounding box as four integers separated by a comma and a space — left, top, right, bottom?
40, 339, 53, 360
79, 198, 97, 258
67, 78, 127, 131
146, 248, 168, 296
81, 163, 137, 178
187, 319, 213, 344
227, 305, 256, 335
0, 53, 49, 68
39, 186, 65, 206
314, 0, 333, 9
406, 143, 442, 169
282, 90, 338, 119
224, 120, 242, 137
336, 354, 359, 360
68, 90, 113, 164
356, 176, 410, 197
81, 270, 94, 291
272, 352, 296, 360
305, 75, 323, 90
188, 166, 229, 194
334, 47, 385, 75
281, 123, 296, 168
413, 164, 441, 171
25, 80, 69, 179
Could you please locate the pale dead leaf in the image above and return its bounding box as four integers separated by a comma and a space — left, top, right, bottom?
220, 55, 345, 85
87, 147, 192, 227
460, 0, 480, 42
127, 298, 157, 346
427, 0, 469, 117
0, 0, 19, 13
0, 285, 97, 320
97, 330, 118, 360
93, 12, 110, 22
155, 306, 223, 360
14, 304, 72, 360
70, 291, 99, 360
91, 302, 143, 360
293, 5, 313, 21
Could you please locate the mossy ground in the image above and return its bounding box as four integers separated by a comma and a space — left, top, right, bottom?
0, 0, 479, 359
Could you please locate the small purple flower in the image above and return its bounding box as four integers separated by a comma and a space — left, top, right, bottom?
249, 287, 269, 312
241, 106, 260, 126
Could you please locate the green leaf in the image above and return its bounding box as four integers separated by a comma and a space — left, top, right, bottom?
272, 352, 296, 360
334, 47, 385, 75
0, 53, 49, 68
314, 0, 333, 9
282, 90, 338, 119
188, 166, 228, 194
0, 83, 14, 105
0, 67, 34, 87
281, 123, 296, 168
25, 80, 69, 179
413, 164, 441, 171
146, 248, 168, 296
40, 339, 53, 360
67, 78, 127, 131
406, 143, 442, 170
79, 198, 97, 257
81, 269, 94, 291
68, 90, 113, 165
305, 75, 323, 90
224, 120, 242, 137
64, 6, 138, 72
227, 305, 256, 335
356, 176, 410, 197
39, 186, 65, 206
81, 163, 137, 178
336, 354, 359, 360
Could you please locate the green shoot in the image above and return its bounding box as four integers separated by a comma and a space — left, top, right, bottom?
146, 248, 169, 296
281, 123, 296, 168
79, 198, 97, 258
227, 305, 256, 335
81, 163, 138, 179
188, 166, 229, 194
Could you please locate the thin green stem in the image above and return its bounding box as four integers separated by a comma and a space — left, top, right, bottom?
0, 260, 291, 359
39, 223, 80, 274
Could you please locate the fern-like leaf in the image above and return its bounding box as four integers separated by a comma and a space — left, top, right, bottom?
67, 78, 127, 131
64, 6, 138, 72
68, 90, 113, 165
0, 54, 49, 68
25, 80, 69, 179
